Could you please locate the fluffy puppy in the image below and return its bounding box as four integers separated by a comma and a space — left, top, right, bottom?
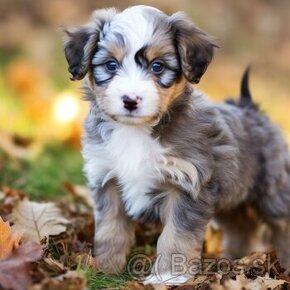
63, 5, 290, 284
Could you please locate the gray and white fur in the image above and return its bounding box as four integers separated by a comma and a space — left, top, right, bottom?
63, 5, 290, 284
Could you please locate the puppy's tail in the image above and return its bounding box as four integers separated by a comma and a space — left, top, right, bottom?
226, 67, 258, 109
239, 66, 253, 107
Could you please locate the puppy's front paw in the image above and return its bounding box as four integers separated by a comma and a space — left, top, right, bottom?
142, 255, 193, 285
95, 235, 131, 274
95, 246, 128, 274
143, 272, 192, 285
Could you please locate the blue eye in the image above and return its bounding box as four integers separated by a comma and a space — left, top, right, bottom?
151, 61, 164, 74
106, 60, 119, 72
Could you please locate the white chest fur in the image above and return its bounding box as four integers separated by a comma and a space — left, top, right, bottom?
83, 124, 168, 217
83, 123, 200, 218
104, 125, 168, 216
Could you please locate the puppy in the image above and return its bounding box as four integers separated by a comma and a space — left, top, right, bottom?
63, 5, 290, 284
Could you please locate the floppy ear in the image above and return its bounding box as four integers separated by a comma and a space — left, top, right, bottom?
170, 12, 218, 84
63, 8, 117, 81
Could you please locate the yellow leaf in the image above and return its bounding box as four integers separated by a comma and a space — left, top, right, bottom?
0, 216, 22, 260
11, 200, 70, 244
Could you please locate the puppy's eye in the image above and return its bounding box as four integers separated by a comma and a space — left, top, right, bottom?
105, 60, 119, 72
151, 62, 164, 74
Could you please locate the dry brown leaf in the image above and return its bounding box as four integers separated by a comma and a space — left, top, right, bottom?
11, 200, 70, 244
152, 284, 168, 290
29, 271, 87, 290
185, 275, 210, 287
0, 240, 43, 290
0, 187, 27, 221
0, 216, 22, 260
239, 252, 267, 266
211, 274, 287, 290
2, 186, 26, 200
0, 130, 35, 159
41, 257, 67, 274
255, 276, 288, 289
63, 181, 94, 208
172, 286, 194, 290
125, 281, 155, 290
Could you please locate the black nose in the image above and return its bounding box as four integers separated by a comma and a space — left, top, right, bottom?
122, 95, 138, 111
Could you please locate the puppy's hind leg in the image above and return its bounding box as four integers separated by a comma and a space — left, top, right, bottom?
258, 174, 290, 270
267, 218, 290, 271
215, 204, 261, 259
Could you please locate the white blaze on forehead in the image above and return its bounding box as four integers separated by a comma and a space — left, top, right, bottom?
108, 6, 159, 52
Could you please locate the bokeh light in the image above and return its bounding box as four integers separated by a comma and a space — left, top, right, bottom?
53, 92, 79, 124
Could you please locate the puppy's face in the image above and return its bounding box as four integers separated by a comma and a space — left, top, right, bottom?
64, 6, 216, 125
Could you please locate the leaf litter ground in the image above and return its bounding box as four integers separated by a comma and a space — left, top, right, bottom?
1, 144, 290, 289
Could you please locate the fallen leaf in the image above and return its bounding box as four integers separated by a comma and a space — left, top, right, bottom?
211, 274, 287, 290
0, 130, 34, 159
173, 286, 194, 290
125, 281, 155, 290
11, 200, 70, 244
238, 251, 286, 279
2, 186, 26, 200
152, 284, 168, 290
266, 251, 286, 278
63, 181, 94, 208
255, 276, 288, 289
0, 187, 27, 220
0, 240, 43, 290
0, 216, 22, 260
41, 257, 67, 274
29, 271, 87, 290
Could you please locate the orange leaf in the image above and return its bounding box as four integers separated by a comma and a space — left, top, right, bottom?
0, 216, 22, 260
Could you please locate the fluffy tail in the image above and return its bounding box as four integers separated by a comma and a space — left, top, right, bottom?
239, 66, 253, 107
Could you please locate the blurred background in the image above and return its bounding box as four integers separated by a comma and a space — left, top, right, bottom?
0, 0, 290, 199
